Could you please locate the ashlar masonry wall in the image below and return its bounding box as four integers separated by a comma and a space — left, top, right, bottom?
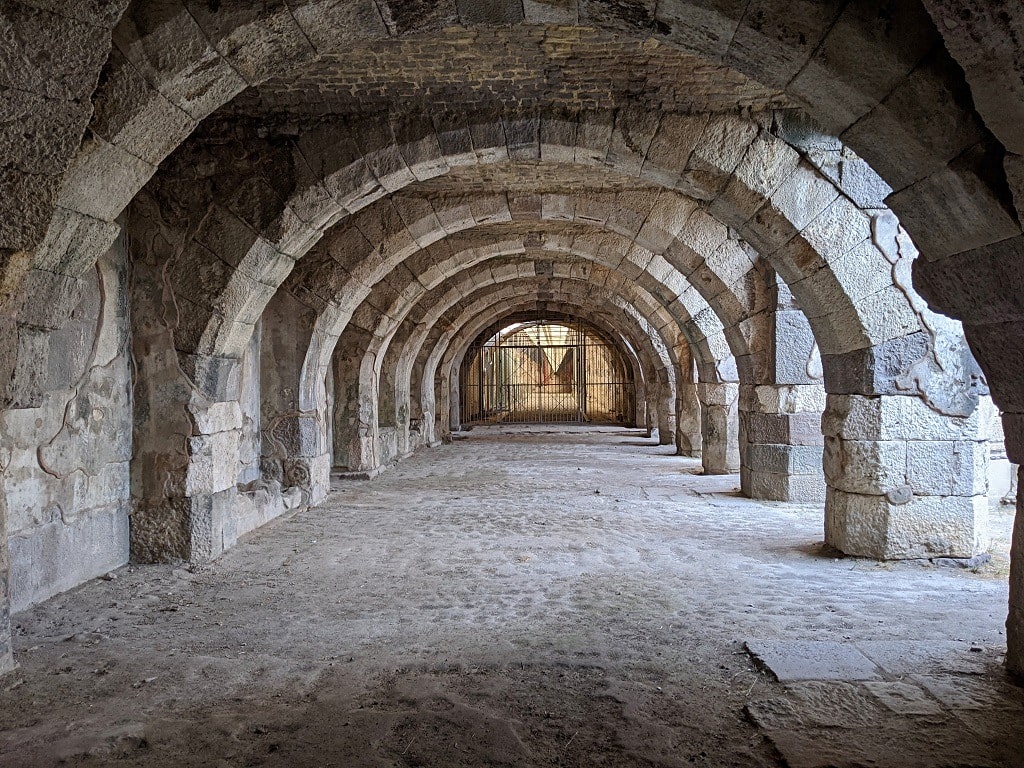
1, 240, 131, 611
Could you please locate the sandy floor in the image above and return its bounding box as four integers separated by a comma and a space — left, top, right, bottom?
0, 426, 1020, 767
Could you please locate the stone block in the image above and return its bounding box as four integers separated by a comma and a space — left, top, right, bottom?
821, 332, 930, 396
855, 640, 989, 676
184, 2, 317, 84
741, 384, 826, 415
266, 413, 322, 458
743, 411, 823, 446
887, 141, 1021, 261
861, 681, 942, 716
825, 487, 985, 559
743, 469, 826, 503
32, 207, 121, 277
8, 505, 129, 612
187, 400, 242, 436
682, 114, 758, 199
179, 354, 241, 402
289, 0, 387, 52
712, 132, 801, 225
0, 167, 60, 252
822, 394, 983, 442
187, 487, 237, 563
839, 46, 985, 188
907, 440, 988, 497
913, 235, 1024, 325
772, 309, 818, 384
57, 136, 156, 222
186, 429, 241, 496
641, 114, 708, 186
745, 443, 823, 475
17, 268, 82, 329
457, 0, 524, 23
745, 640, 881, 682
914, 675, 1024, 711
306, 452, 333, 504
89, 46, 198, 165
606, 107, 660, 177
823, 436, 907, 496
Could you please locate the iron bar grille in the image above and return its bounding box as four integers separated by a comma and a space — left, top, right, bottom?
460, 319, 635, 425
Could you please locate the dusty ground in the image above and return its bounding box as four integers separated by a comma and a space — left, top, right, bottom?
0, 426, 1020, 767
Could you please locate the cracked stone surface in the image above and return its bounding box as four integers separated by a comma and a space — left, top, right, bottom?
0, 426, 1018, 767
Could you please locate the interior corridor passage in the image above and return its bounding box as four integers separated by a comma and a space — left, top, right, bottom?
459, 318, 636, 425
0, 428, 1018, 767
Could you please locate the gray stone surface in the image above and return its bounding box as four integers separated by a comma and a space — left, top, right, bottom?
861, 681, 943, 715
746, 640, 881, 682
914, 675, 1024, 711
1, 0, 1023, 695
855, 640, 990, 676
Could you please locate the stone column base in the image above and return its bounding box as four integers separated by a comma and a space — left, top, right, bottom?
742, 443, 825, 502
130, 487, 237, 564
824, 487, 987, 559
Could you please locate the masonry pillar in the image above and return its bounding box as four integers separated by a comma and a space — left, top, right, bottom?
0, 488, 13, 673
675, 349, 701, 457
131, 351, 244, 563
995, 413, 1024, 676
741, 277, 826, 500
633, 378, 648, 432
656, 381, 676, 446
331, 328, 377, 472
740, 385, 825, 499
260, 402, 330, 504
698, 382, 740, 474
822, 393, 990, 559
447, 369, 461, 433
260, 295, 330, 504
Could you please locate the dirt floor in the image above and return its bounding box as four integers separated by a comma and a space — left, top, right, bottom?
0, 426, 1021, 767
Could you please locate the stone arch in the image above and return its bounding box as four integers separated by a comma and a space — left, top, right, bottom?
414, 284, 712, 464
22, 0, 1004, 301
129, 112, 987, 543
410, 281, 681, 435
374, 255, 690, 452
327, 259, 695, 472
1, 1, 1018, 678
255, 220, 726, 485
164, 110, 899, 371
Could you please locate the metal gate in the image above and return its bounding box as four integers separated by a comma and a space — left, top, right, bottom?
460, 319, 635, 425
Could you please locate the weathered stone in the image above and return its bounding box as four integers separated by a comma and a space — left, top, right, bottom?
743, 411, 823, 447
746, 640, 881, 682
822, 394, 984, 443
825, 488, 986, 559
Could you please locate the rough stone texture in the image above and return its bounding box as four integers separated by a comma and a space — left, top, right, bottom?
698, 382, 740, 474
0, 0, 1021, 686
0, 427, 1017, 766
821, 394, 990, 558
1, 243, 131, 611
1010, 466, 1024, 678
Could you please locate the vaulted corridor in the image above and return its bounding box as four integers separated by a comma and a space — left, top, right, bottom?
6, 3, 1024, 764
0, 428, 1017, 766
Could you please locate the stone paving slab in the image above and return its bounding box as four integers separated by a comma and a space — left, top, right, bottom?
746, 640, 881, 681
861, 680, 944, 715
784, 681, 886, 727
760, 722, 999, 768
913, 674, 1024, 711
746, 682, 886, 731
855, 640, 991, 675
